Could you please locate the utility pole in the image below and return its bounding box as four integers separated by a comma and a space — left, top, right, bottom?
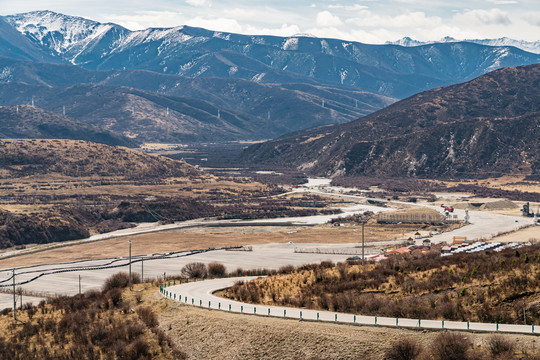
78, 274, 81, 295
141, 259, 144, 282
12, 269, 16, 321
129, 240, 132, 290
361, 222, 365, 264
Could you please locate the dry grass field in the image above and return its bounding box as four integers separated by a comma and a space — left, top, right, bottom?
494, 226, 540, 243
0, 221, 449, 268
436, 176, 540, 194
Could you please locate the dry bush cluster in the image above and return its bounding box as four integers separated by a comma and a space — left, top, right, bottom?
385, 333, 535, 360
234, 170, 308, 186
332, 175, 540, 202
0, 186, 337, 249
332, 176, 439, 193
0, 272, 186, 360
224, 243, 540, 324
179, 262, 293, 279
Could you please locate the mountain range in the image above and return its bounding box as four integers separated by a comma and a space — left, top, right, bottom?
387, 37, 540, 55
242, 64, 540, 179
0, 10, 538, 144
0, 56, 392, 142
4, 11, 540, 99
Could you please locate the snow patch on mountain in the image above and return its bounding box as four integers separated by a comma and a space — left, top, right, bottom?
282, 37, 299, 51
0, 67, 12, 81
486, 47, 511, 72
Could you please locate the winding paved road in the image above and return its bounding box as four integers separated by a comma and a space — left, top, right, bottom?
161, 277, 539, 335
0, 177, 535, 308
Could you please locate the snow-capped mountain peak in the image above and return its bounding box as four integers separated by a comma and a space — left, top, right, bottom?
387, 36, 540, 54
4, 11, 198, 64
5, 11, 111, 55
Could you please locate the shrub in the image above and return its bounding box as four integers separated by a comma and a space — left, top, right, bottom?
487, 335, 515, 358
137, 306, 158, 328
102, 272, 141, 292
122, 336, 150, 360
181, 262, 207, 278
385, 338, 424, 360
89, 321, 111, 344
431, 333, 471, 360
207, 262, 226, 276
278, 265, 295, 274
106, 288, 123, 307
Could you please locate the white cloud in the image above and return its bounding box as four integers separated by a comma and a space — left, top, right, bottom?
222, 6, 302, 25
186, 0, 210, 6
185, 16, 242, 32
454, 8, 512, 25
522, 12, 540, 26
104, 11, 186, 30
244, 23, 302, 37
316, 11, 342, 27
346, 11, 441, 28
328, 4, 368, 11
486, 0, 518, 4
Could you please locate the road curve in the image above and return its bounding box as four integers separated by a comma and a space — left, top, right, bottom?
161, 277, 539, 336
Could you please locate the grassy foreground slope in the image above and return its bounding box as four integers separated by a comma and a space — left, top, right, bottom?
1, 270, 539, 360
224, 243, 540, 324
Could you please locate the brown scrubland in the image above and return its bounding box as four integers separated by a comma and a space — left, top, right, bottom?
1, 269, 539, 360
223, 243, 540, 324
0, 139, 344, 250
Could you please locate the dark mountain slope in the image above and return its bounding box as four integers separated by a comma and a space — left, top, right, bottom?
0, 84, 258, 142
0, 16, 56, 63
0, 105, 134, 146
242, 64, 540, 178
0, 57, 395, 140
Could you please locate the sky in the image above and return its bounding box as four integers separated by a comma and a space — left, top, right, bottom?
2, 0, 539, 43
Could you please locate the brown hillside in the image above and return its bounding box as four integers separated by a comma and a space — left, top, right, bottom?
243, 64, 540, 178
0, 139, 197, 179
